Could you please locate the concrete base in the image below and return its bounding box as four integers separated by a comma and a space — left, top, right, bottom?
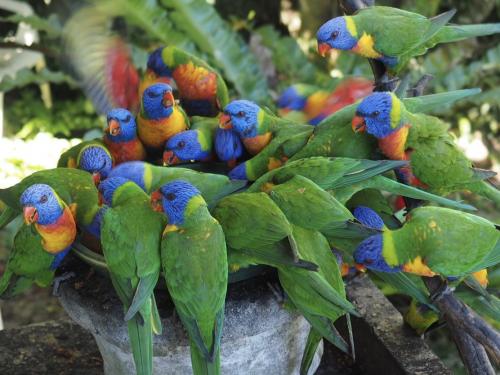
58, 270, 322, 375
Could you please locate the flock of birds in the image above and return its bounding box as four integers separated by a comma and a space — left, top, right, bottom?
1, 6, 500, 375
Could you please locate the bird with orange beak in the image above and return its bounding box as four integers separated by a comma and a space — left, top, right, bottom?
77, 145, 114, 186
20, 184, 77, 256
104, 108, 146, 165
137, 83, 189, 153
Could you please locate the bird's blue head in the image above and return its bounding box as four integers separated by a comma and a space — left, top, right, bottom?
353, 92, 403, 138
78, 145, 113, 185
214, 128, 244, 162
107, 161, 147, 191
354, 234, 402, 273
147, 47, 172, 77
277, 86, 307, 112
158, 180, 202, 226
164, 130, 209, 165
106, 108, 138, 142
98, 177, 130, 206
317, 17, 358, 56
20, 184, 64, 226
219, 100, 261, 138
142, 83, 175, 120
353, 206, 385, 230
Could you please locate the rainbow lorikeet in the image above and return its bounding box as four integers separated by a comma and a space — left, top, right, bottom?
104, 108, 146, 165
58, 140, 114, 186
99, 177, 164, 375
148, 46, 229, 117
212, 192, 317, 271
317, 7, 500, 74
219, 100, 313, 180
0, 169, 100, 233
137, 83, 189, 152
156, 181, 228, 375
0, 184, 78, 297
107, 161, 245, 208
248, 157, 475, 211
64, 6, 140, 114
138, 47, 173, 102
278, 78, 373, 125
354, 206, 500, 277
353, 92, 500, 207
163, 117, 218, 166
214, 128, 244, 168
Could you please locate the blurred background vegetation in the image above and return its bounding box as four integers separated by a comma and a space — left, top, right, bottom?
0, 1, 498, 373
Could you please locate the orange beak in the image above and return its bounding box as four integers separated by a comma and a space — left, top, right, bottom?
318, 43, 332, 57
23, 206, 38, 225
219, 113, 232, 129
150, 190, 164, 212
355, 263, 367, 272
352, 115, 366, 133
92, 172, 101, 186
163, 150, 181, 166
162, 91, 175, 108
106, 119, 121, 136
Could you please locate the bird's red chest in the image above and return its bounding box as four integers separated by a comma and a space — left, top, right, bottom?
35, 206, 77, 254
104, 138, 146, 164
378, 125, 410, 161
172, 63, 217, 101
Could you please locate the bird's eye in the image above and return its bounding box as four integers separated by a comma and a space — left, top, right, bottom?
372, 111, 380, 117
237, 111, 245, 117
147, 91, 160, 98
39, 195, 48, 204
178, 141, 185, 148
124, 115, 131, 122
331, 30, 339, 39
166, 193, 176, 201
365, 259, 374, 265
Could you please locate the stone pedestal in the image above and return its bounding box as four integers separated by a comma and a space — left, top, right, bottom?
58, 270, 322, 375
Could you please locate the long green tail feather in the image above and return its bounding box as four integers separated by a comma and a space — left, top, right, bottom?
151, 294, 162, 335
127, 307, 153, 375
423, 9, 456, 42
330, 160, 408, 189
468, 239, 500, 273
232, 246, 318, 271
190, 340, 220, 375
300, 328, 323, 375
436, 23, 500, 44
404, 89, 481, 113
471, 180, 500, 208
367, 175, 477, 211
124, 272, 160, 322
307, 273, 359, 316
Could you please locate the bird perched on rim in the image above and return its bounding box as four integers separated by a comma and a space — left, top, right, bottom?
156, 181, 228, 375
353, 206, 500, 277
104, 108, 146, 164
58, 141, 114, 186
145, 46, 229, 117
214, 127, 244, 168
248, 157, 475, 212
99, 177, 164, 375
352, 92, 500, 206
163, 117, 218, 166
0, 169, 100, 234
137, 83, 189, 152
107, 161, 245, 208
316, 6, 500, 75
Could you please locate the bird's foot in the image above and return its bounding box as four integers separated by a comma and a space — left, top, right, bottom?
409, 74, 434, 97
52, 272, 76, 297
374, 74, 399, 92
267, 282, 285, 304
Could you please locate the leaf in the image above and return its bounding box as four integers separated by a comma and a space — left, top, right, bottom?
255, 25, 330, 89
0, 68, 75, 92
1, 14, 62, 38
161, 0, 271, 104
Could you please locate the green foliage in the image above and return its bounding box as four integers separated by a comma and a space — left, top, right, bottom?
0, 68, 75, 92
5, 90, 99, 139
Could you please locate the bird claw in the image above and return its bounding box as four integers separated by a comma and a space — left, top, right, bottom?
267, 282, 285, 304
374, 74, 400, 92
52, 272, 76, 297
